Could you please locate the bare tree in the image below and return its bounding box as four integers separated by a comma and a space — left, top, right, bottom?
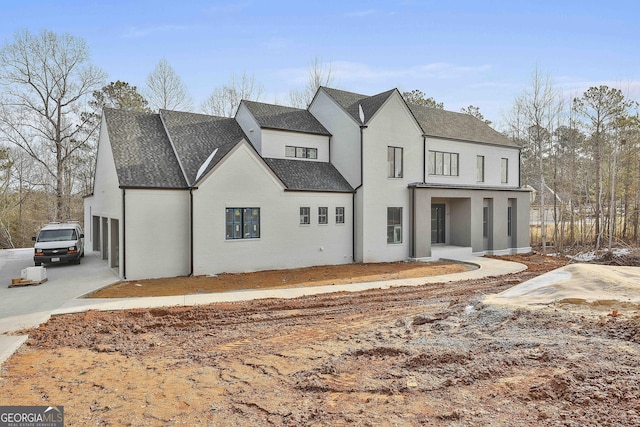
145, 58, 193, 111
573, 86, 633, 251
0, 29, 106, 221
289, 57, 336, 108
201, 72, 264, 117
507, 68, 562, 254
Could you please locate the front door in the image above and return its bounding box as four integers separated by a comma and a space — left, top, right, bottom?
431, 204, 445, 244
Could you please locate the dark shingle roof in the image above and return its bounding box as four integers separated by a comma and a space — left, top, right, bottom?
103, 109, 187, 188
263, 158, 353, 192
242, 100, 330, 135
160, 109, 247, 185
320, 87, 396, 125
408, 104, 516, 147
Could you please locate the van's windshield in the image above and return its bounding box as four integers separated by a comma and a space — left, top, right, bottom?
38, 229, 77, 242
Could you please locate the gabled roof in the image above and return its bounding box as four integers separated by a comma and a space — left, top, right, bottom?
319, 86, 516, 147
263, 158, 353, 193
160, 109, 247, 185
103, 109, 187, 188
320, 87, 396, 125
241, 100, 330, 136
407, 104, 517, 147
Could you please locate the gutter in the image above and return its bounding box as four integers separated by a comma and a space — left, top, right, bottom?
353, 125, 367, 262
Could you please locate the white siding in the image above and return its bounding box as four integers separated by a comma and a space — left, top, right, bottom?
91, 117, 122, 220
125, 189, 191, 280
235, 103, 262, 153
359, 92, 424, 262
193, 141, 353, 275
426, 138, 520, 187
84, 116, 124, 275
261, 129, 330, 161
309, 90, 362, 187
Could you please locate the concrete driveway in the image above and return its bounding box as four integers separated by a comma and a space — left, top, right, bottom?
0, 248, 119, 333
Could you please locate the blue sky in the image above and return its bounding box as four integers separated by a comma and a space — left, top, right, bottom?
1, 0, 639, 127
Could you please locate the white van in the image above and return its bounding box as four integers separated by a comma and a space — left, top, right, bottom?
32, 222, 85, 266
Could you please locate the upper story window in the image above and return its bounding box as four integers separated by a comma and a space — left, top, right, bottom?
226, 208, 260, 240
336, 207, 345, 224
387, 146, 403, 178
429, 151, 459, 176
286, 146, 318, 160
501, 158, 509, 183
318, 207, 328, 225
477, 155, 485, 182
300, 207, 310, 225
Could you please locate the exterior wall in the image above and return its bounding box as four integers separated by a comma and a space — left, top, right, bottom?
124, 189, 191, 280
84, 116, 124, 275
193, 142, 353, 275
309, 90, 362, 187
235, 103, 262, 153
260, 129, 330, 162
359, 93, 424, 262
425, 138, 520, 187
412, 188, 531, 258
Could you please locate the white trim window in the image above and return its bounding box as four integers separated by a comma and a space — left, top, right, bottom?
335, 207, 345, 224
429, 151, 459, 176
387, 207, 402, 244
387, 146, 403, 178
226, 208, 260, 239
300, 207, 310, 225
318, 207, 328, 225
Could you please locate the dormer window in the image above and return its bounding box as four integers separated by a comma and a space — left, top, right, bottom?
285, 146, 318, 159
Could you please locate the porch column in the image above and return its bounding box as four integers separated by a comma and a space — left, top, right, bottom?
413, 189, 432, 258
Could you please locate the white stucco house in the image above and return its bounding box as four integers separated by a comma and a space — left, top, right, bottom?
84, 87, 531, 280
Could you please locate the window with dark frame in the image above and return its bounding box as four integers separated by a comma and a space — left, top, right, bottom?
507, 206, 512, 237
482, 207, 489, 238
318, 207, 328, 224
387, 207, 403, 244
300, 207, 310, 225
286, 146, 318, 159
226, 208, 260, 240
387, 146, 403, 178
477, 155, 485, 182
335, 207, 345, 224
428, 151, 459, 176
501, 158, 509, 183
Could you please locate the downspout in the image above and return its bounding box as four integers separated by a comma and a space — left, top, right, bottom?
189, 188, 194, 276
422, 135, 427, 183
352, 125, 367, 262
411, 186, 416, 258
518, 149, 521, 188
122, 188, 126, 280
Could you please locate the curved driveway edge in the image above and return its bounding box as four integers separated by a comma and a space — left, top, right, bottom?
53, 256, 526, 315
1, 254, 526, 366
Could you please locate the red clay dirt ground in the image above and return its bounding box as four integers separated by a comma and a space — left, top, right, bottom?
2, 254, 640, 426
87, 261, 471, 298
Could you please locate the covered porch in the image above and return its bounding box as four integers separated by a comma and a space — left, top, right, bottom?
409, 185, 531, 260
